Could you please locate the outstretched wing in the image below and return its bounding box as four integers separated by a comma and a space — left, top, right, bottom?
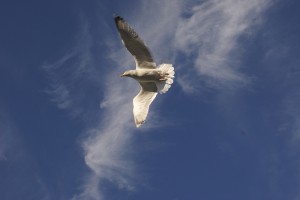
114, 15, 156, 69
133, 82, 158, 127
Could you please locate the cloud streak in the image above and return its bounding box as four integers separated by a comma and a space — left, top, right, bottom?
43, 13, 143, 200
174, 0, 272, 91
43, 19, 99, 120
78, 66, 140, 199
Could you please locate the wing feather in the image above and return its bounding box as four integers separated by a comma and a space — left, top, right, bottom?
133, 82, 157, 127
114, 15, 156, 69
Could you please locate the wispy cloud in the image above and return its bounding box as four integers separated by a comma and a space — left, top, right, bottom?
119, 0, 272, 93
72, 174, 102, 200
43, 13, 144, 199
174, 0, 272, 91
43, 19, 99, 120
77, 67, 140, 199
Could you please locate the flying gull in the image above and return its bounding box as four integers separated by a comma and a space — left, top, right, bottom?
114, 15, 175, 127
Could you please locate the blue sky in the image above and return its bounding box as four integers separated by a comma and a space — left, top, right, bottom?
1, 0, 300, 199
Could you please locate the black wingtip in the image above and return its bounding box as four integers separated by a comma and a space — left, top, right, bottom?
113, 14, 123, 21
114, 15, 125, 27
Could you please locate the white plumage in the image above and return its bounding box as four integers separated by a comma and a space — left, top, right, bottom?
114, 15, 175, 127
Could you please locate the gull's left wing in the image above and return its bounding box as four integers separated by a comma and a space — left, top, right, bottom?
114, 15, 156, 69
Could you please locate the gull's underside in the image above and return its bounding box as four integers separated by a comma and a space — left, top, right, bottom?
114, 15, 175, 127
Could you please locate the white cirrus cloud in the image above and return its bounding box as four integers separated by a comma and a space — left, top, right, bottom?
43, 14, 145, 200
81, 66, 139, 191
43, 20, 102, 121
174, 0, 272, 91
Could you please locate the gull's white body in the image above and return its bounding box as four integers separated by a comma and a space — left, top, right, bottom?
114, 15, 175, 127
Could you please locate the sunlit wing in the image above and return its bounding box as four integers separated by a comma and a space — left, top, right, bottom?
114, 15, 156, 69
133, 82, 157, 127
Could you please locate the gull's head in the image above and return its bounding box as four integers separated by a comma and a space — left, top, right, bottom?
120, 70, 135, 77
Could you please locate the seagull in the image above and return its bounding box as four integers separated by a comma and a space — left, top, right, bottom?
114, 15, 175, 127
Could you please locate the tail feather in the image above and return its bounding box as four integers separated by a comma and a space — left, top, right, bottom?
156, 64, 175, 94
